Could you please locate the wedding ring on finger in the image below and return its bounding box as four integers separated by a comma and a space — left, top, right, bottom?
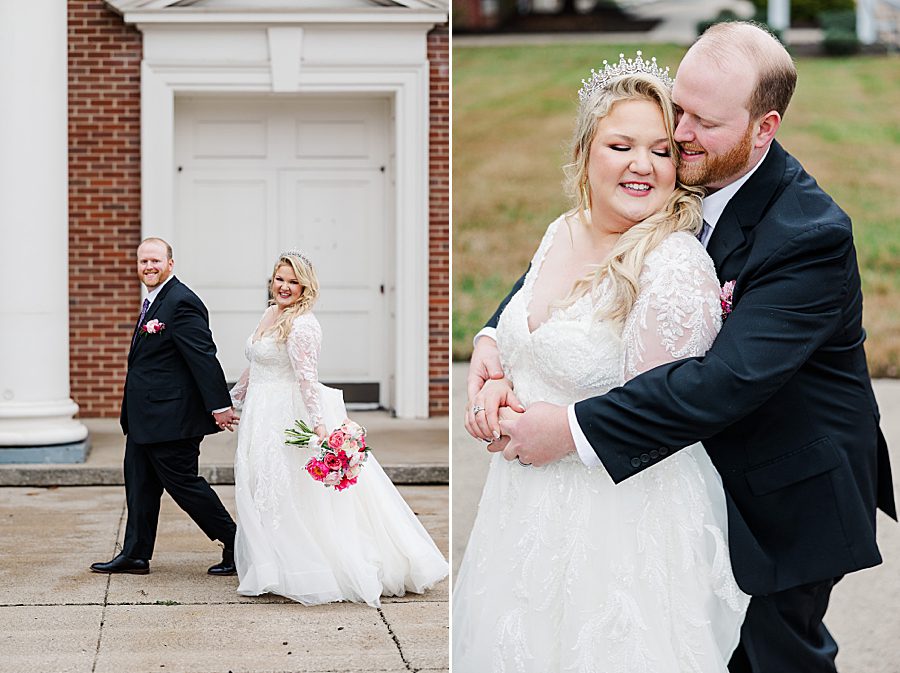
516, 457, 531, 467
472, 405, 485, 415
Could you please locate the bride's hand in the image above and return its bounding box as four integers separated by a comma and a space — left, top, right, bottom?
465, 377, 524, 444
313, 424, 327, 446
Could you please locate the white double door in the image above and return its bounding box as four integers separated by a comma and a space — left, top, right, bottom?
173, 95, 393, 406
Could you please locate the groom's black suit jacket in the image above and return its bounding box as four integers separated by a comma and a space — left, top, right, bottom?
120, 276, 231, 445
487, 141, 896, 596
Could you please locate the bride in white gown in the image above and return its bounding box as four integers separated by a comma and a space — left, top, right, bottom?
453, 62, 749, 670
229, 250, 448, 606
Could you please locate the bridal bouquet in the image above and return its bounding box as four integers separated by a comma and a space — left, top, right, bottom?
285, 418, 370, 492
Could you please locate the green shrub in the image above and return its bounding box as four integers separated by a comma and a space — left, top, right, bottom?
818, 8, 856, 31
697, 10, 783, 43
696, 9, 740, 36
823, 28, 861, 54
749, 0, 853, 24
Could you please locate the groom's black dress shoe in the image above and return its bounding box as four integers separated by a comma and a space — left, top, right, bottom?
207, 548, 236, 576
90, 553, 150, 575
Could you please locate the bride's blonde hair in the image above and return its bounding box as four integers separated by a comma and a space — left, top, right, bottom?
266, 253, 319, 342
560, 73, 704, 323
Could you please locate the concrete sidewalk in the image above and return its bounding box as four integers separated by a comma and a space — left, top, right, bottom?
452, 363, 900, 671
0, 484, 448, 673
0, 411, 449, 487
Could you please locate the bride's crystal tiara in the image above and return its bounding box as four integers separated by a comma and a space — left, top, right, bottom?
578, 51, 674, 103
279, 249, 313, 267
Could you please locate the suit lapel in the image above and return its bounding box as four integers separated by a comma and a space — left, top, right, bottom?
128, 277, 180, 363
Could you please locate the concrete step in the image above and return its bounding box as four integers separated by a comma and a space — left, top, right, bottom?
0, 412, 449, 487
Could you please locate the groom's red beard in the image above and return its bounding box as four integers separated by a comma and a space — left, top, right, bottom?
677, 123, 754, 188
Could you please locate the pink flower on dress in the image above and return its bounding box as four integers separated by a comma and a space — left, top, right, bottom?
720, 280, 736, 320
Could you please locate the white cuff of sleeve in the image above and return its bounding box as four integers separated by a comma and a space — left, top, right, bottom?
212, 407, 231, 414
473, 327, 498, 348
568, 404, 602, 467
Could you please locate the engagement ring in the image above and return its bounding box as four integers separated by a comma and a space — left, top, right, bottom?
472, 405, 484, 415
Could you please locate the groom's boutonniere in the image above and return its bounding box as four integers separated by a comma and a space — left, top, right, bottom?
141, 319, 166, 335
720, 280, 736, 321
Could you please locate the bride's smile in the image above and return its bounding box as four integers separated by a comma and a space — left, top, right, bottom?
586, 97, 675, 233
272, 264, 303, 309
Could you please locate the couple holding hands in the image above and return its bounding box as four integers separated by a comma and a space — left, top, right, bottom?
91, 239, 447, 608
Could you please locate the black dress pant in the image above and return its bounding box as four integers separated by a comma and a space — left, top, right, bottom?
729, 577, 841, 673
121, 435, 236, 560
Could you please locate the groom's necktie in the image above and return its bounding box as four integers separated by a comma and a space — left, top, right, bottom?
697, 219, 712, 247
132, 298, 150, 347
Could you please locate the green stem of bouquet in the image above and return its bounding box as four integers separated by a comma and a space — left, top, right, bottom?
284, 419, 321, 447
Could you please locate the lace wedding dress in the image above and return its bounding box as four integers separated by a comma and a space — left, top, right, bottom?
453, 216, 750, 672
230, 311, 448, 607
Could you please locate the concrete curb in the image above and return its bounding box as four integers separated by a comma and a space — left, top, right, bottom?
0, 463, 448, 487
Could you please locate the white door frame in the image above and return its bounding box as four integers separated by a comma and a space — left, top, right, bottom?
124, 13, 440, 419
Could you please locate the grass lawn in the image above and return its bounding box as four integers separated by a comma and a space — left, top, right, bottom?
452, 44, 900, 376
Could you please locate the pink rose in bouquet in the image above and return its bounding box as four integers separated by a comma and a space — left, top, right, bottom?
323, 453, 343, 471
306, 459, 328, 482
285, 418, 371, 492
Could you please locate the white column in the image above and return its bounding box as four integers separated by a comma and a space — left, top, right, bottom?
0, 2, 89, 453
857, 0, 877, 44
768, 0, 790, 32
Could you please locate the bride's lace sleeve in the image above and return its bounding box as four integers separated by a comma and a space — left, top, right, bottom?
229, 368, 250, 410
287, 313, 324, 428
622, 233, 723, 382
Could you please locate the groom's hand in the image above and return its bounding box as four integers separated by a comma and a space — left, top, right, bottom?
500, 402, 576, 467
213, 408, 239, 432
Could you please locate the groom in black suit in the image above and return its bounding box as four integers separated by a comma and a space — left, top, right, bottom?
467, 22, 895, 673
91, 237, 238, 576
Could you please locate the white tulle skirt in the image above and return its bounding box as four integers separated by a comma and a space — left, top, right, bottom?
234, 381, 448, 606
452, 446, 749, 672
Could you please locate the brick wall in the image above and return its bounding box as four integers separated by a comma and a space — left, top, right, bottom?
427, 24, 450, 416
67, 6, 450, 418
68, 1, 142, 418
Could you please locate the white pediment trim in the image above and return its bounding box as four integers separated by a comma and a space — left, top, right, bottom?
105, 0, 446, 23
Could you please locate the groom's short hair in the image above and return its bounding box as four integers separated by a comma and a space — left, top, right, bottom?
695, 21, 797, 120
138, 237, 173, 260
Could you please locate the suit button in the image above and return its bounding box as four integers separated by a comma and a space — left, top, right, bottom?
659, 447, 669, 456
650, 450, 659, 460
631, 457, 642, 468
640, 453, 650, 463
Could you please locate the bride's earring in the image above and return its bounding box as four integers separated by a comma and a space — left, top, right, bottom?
581, 180, 592, 211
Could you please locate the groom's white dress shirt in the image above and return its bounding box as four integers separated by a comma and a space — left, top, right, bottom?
143, 274, 174, 307
140, 274, 231, 415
